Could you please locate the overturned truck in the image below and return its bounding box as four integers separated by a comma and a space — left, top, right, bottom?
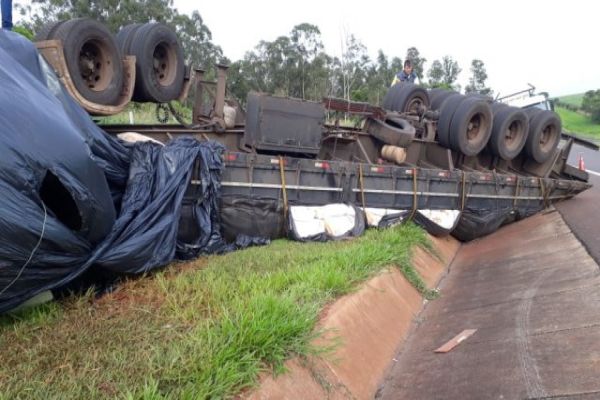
36, 17, 593, 242
0, 19, 594, 312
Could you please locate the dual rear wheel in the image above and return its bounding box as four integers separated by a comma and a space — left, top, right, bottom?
384, 85, 561, 163
36, 19, 185, 105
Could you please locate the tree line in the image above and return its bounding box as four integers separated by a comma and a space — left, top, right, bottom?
15, 1, 492, 105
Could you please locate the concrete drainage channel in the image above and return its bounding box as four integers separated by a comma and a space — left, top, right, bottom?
244, 235, 461, 399
246, 209, 600, 400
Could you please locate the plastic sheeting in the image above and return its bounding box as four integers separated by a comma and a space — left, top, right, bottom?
0, 31, 261, 313
288, 204, 365, 241
364, 208, 460, 237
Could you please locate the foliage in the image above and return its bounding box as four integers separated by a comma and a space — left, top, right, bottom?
555, 106, 600, 138
11, 25, 34, 40
228, 24, 333, 103
441, 55, 461, 90
558, 93, 584, 108
465, 59, 492, 95
554, 98, 579, 112
0, 224, 432, 399
582, 89, 600, 123
427, 59, 444, 88
406, 46, 426, 82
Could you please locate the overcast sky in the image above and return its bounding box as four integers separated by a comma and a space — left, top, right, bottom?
14, 0, 598, 97
172, 0, 598, 97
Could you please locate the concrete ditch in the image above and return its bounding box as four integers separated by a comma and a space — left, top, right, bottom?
245, 235, 460, 399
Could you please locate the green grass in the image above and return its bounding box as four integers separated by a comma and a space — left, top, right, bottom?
95, 102, 192, 125
556, 106, 600, 138
558, 93, 585, 108
0, 224, 431, 399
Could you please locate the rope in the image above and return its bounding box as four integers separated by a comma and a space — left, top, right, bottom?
539, 177, 548, 208
0, 202, 47, 297
460, 171, 467, 211
513, 177, 520, 208
358, 164, 366, 209
279, 156, 288, 220
409, 168, 418, 220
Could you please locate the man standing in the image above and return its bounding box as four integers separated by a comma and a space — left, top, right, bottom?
1, 0, 13, 30
391, 60, 416, 86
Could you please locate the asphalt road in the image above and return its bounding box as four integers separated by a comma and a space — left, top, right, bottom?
558, 142, 600, 263
378, 144, 600, 400
378, 211, 600, 400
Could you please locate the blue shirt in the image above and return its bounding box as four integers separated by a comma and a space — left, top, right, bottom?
396, 70, 416, 83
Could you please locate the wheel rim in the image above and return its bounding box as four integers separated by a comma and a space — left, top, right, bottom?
78, 39, 114, 92
405, 97, 424, 113
153, 42, 177, 86
539, 123, 558, 153
504, 120, 524, 152
466, 112, 489, 144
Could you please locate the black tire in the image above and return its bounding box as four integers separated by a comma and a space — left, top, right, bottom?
524, 107, 544, 119
129, 23, 185, 103
35, 20, 66, 41
382, 85, 396, 109
382, 83, 429, 113
429, 89, 457, 110
491, 101, 508, 114
489, 106, 529, 160
116, 23, 144, 55
53, 18, 124, 105
448, 97, 493, 156
466, 92, 494, 102
396, 83, 429, 112
437, 93, 466, 147
524, 110, 561, 163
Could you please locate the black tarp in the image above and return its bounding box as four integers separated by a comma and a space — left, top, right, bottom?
0, 31, 253, 313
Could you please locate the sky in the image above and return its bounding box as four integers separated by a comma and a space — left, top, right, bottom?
172, 0, 599, 97
13, 0, 599, 97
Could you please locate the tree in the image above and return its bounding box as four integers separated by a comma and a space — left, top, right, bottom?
465, 59, 492, 95
582, 90, 600, 123
405, 47, 426, 82
427, 60, 445, 88
363, 50, 402, 104
440, 56, 461, 88
338, 33, 370, 102
227, 24, 332, 103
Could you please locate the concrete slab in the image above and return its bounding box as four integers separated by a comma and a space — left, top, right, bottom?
377, 210, 600, 400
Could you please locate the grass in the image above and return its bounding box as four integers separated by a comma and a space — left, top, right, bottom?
95, 102, 192, 125
558, 93, 585, 108
555, 106, 600, 139
0, 223, 431, 400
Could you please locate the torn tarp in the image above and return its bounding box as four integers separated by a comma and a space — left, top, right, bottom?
0, 31, 253, 313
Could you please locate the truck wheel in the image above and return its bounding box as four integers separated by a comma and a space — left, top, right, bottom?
489, 106, 529, 160
524, 110, 561, 163
382, 85, 396, 109
466, 92, 493, 102
382, 83, 429, 113
53, 18, 124, 105
437, 93, 465, 147
35, 20, 66, 41
396, 83, 429, 113
491, 102, 508, 114
449, 97, 493, 156
116, 23, 143, 55
429, 89, 456, 110
129, 23, 185, 103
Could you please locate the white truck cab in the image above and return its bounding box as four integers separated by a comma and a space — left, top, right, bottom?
497, 84, 554, 111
